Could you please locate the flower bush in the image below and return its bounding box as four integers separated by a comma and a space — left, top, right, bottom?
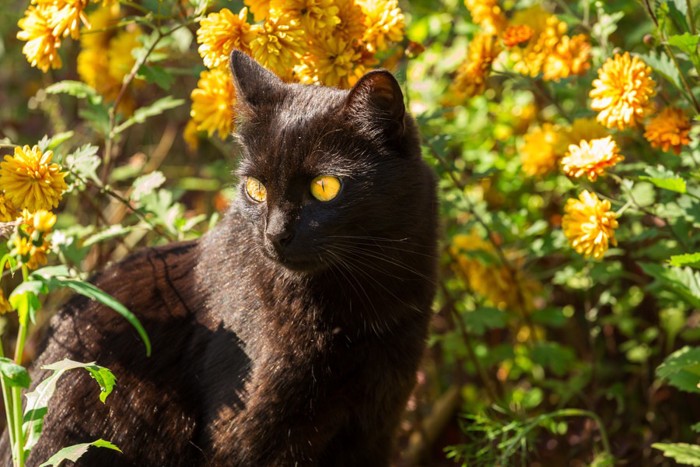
3, 0, 700, 465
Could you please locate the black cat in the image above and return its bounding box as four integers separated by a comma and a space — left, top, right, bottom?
6, 51, 438, 466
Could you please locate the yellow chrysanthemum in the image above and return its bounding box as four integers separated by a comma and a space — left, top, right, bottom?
502, 25, 533, 48
270, 0, 340, 37
332, 0, 366, 42
644, 107, 692, 155
12, 237, 49, 270
465, 0, 507, 35
107, 29, 141, 83
300, 37, 365, 88
543, 33, 591, 81
590, 52, 656, 130
17, 6, 63, 72
520, 123, 560, 177
451, 232, 539, 311
0, 145, 67, 212
0, 290, 11, 314
34, 0, 89, 39
0, 193, 19, 222
190, 67, 236, 139
563, 191, 618, 260
561, 136, 624, 182
197, 7, 254, 69
9, 209, 56, 270
560, 117, 608, 150
244, 0, 270, 22
250, 16, 305, 80
452, 33, 501, 99
357, 0, 404, 54
22, 209, 57, 234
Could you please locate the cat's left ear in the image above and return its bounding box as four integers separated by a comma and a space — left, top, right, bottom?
229, 49, 284, 108
344, 70, 405, 139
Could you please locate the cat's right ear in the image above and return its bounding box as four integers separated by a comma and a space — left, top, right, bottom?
229, 50, 283, 108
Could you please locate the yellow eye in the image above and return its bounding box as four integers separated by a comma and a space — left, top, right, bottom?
310, 175, 341, 202
245, 177, 267, 203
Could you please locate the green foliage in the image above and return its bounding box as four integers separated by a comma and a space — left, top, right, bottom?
653, 443, 700, 466
39, 439, 121, 467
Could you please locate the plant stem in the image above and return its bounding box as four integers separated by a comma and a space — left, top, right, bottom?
10, 266, 30, 467
688, 0, 697, 34
0, 341, 17, 467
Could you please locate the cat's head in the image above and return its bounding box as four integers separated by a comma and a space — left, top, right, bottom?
229, 50, 434, 275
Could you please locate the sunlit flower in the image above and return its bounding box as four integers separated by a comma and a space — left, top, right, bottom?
0, 290, 11, 315
590, 52, 656, 130
270, 0, 340, 37
560, 117, 609, 149
508, 6, 559, 78
22, 209, 57, 234
520, 123, 560, 177
190, 68, 236, 139
562, 190, 618, 260
0, 193, 19, 222
544, 33, 591, 81
17, 6, 63, 72
107, 29, 141, 83
451, 232, 539, 311
452, 33, 501, 99
301, 37, 365, 88
36, 0, 89, 39
197, 7, 254, 69
561, 136, 624, 182
502, 25, 533, 48
332, 0, 366, 42
644, 107, 692, 155
464, 0, 507, 35
357, 0, 405, 54
12, 236, 49, 270
0, 145, 67, 212
250, 16, 305, 80
244, 0, 270, 22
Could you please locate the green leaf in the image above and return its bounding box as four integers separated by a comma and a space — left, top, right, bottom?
137, 65, 175, 90
462, 307, 507, 335
44, 81, 102, 104
656, 346, 700, 393
668, 32, 699, 55
24, 360, 117, 455
0, 358, 30, 388
629, 181, 656, 207
113, 96, 184, 135
531, 342, 576, 377
39, 439, 121, 466
640, 176, 686, 193
639, 51, 683, 92
65, 145, 101, 184
131, 171, 166, 202
640, 263, 700, 308
9, 281, 46, 326
669, 253, 700, 268
37, 132, 74, 153
653, 442, 700, 465
46, 278, 151, 356
82, 225, 134, 248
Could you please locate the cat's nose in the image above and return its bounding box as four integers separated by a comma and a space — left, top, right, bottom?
266, 229, 293, 249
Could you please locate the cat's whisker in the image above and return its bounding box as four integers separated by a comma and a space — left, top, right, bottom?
328, 243, 436, 284
329, 238, 437, 259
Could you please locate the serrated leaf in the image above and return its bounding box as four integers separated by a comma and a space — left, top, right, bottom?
668, 32, 699, 55
131, 171, 166, 202
653, 442, 700, 465
113, 96, 184, 135
639, 51, 683, 92
25, 360, 118, 455
37, 132, 74, 153
462, 307, 507, 335
39, 439, 121, 466
656, 346, 700, 393
640, 263, 700, 308
65, 145, 101, 184
0, 358, 30, 389
137, 65, 175, 90
44, 81, 101, 103
670, 253, 700, 268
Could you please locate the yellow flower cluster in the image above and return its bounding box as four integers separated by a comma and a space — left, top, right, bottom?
508, 5, 590, 82
191, 0, 405, 139
11, 210, 57, 270
17, 0, 89, 71
76, 5, 142, 114
562, 191, 618, 260
451, 232, 539, 312
451, 34, 501, 99
465, 0, 506, 36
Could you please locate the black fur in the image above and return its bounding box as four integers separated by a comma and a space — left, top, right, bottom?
3, 51, 438, 466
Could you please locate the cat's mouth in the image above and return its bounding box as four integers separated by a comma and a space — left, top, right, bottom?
262, 243, 327, 273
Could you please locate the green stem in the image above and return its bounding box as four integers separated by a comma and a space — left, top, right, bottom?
0, 340, 17, 467
687, 0, 697, 34
543, 408, 612, 457
10, 266, 31, 467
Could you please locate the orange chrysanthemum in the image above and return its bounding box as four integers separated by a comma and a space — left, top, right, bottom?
502, 25, 533, 47
452, 33, 501, 99
644, 107, 692, 155
590, 52, 656, 130
464, 0, 507, 35
562, 191, 618, 260
561, 136, 624, 182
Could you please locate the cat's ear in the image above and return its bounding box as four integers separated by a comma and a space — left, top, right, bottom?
229, 50, 283, 108
344, 70, 405, 138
